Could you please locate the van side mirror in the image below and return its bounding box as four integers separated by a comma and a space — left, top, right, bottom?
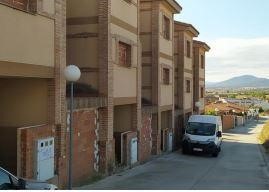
216, 131, 222, 138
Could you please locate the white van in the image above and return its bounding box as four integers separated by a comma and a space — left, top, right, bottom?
182, 115, 223, 157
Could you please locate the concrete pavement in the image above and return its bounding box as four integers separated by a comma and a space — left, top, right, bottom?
78, 117, 269, 190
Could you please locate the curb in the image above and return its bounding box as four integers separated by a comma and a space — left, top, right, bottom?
258, 143, 269, 178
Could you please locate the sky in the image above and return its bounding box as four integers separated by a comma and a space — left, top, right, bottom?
175, 0, 269, 82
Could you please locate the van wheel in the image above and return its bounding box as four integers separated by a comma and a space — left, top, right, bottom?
182, 147, 188, 154
212, 151, 219, 157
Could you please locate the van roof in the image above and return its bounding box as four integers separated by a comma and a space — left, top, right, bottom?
188, 115, 220, 124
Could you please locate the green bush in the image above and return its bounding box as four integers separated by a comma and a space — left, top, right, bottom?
259, 121, 269, 152
205, 110, 216, 116
259, 107, 264, 113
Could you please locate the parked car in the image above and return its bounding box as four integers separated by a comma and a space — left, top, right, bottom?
0, 167, 57, 190
182, 115, 223, 157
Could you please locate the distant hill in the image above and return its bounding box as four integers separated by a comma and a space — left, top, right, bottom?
206, 75, 269, 88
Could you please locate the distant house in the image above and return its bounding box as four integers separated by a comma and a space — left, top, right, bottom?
205, 102, 245, 115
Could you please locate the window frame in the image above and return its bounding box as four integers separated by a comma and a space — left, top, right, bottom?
118, 41, 132, 68
163, 68, 170, 85
163, 15, 170, 40
186, 80, 191, 93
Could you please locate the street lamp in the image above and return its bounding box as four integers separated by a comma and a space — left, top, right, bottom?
64, 65, 81, 190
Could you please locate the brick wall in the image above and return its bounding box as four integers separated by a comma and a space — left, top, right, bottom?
18, 124, 55, 180
174, 114, 184, 149
98, 0, 115, 175
139, 111, 152, 163
222, 115, 235, 131
54, 0, 67, 188
69, 109, 99, 186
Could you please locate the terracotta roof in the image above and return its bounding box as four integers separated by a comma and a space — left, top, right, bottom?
205, 102, 245, 113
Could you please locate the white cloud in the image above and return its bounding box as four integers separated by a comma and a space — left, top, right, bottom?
205, 37, 269, 82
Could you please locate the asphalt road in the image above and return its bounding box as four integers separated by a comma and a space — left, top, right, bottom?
79, 117, 269, 190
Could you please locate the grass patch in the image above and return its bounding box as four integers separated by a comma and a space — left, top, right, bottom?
259, 121, 269, 152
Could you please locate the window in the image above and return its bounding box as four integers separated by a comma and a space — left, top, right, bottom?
118, 42, 131, 67
201, 55, 204, 69
163, 16, 170, 40
0, 170, 12, 190
186, 41, 191, 58
186, 80, 191, 93
201, 87, 204, 98
163, 68, 170, 85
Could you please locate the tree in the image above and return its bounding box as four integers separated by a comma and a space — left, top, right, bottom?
259, 107, 264, 113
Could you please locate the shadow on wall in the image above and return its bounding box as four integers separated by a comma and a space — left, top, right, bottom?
66, 82, 99, 97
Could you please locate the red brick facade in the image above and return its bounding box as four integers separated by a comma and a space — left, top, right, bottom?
70, 109, 98, 185
14, 0, 68, 188
139, 111, 152, 163
1, 0, 211, 188
222, 115, 235, 131
17, 124, 55, 180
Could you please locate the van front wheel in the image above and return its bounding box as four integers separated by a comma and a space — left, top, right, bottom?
212, 148, 219, 157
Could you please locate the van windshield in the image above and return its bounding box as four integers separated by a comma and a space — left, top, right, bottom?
186, 122, 216, 136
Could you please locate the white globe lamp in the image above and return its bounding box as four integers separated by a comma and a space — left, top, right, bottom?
64, 65, 81, 82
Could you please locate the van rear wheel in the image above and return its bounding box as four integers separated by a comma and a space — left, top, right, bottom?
212, 152, 218, 157
182, 147, 188, 154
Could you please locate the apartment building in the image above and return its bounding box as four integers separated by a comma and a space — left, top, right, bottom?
67, 0, 141, 184
140, 0, 181, 154
193, 40, 210, 114
174, 21, 199, 148
0, 0, 210, 188
0, 0, 67, 187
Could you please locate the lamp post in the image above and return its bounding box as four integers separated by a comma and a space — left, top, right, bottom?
64, 65, 81, 190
